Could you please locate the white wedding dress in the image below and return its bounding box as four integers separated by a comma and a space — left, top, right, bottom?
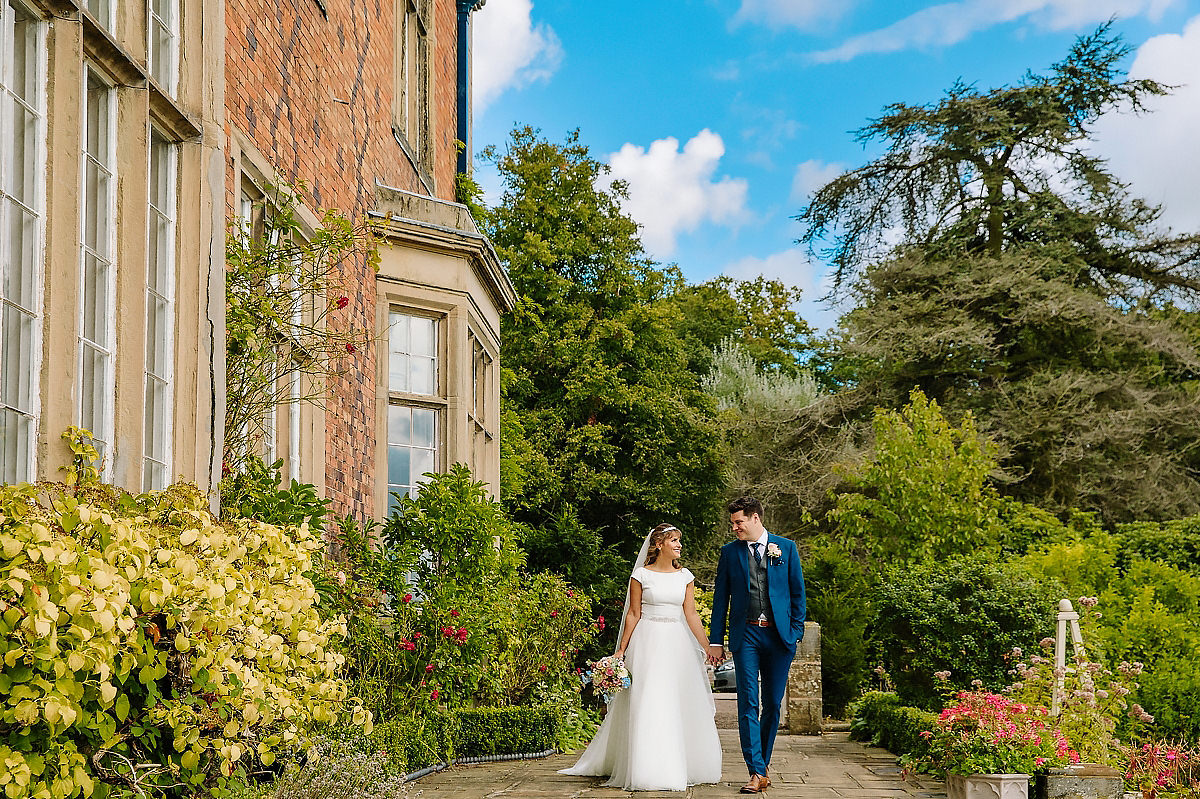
561, 567, 722, 791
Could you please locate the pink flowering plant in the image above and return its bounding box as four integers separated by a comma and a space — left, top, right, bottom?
1124, 740, 1200, 799
907, 679, 1078, 776
1002, 598, 1150, 765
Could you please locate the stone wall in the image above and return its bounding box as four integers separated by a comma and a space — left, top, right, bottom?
786, 621, 822, 734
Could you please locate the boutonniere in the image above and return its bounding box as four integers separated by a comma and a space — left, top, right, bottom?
765, 543, 782, 561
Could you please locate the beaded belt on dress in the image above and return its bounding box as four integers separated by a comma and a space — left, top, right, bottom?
642, 615, 682, 623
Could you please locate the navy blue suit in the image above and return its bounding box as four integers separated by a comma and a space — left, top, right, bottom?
708, 533, 806, 776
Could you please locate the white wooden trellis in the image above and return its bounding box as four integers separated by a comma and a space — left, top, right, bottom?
1052, 598, 1085, 716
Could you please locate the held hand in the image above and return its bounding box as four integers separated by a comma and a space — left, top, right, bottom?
613, 649, 625, 660
706, 644, 725, 665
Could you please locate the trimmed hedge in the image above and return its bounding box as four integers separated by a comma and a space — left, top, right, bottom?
850, 692, 937, 758
455, 706, 560, 758
370, 711, 457, 773
368, 705, 561, 773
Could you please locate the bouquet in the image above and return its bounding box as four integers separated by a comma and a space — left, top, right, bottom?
586, 655, 631, 702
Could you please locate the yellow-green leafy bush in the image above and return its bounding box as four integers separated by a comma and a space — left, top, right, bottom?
0, 458, 367, 798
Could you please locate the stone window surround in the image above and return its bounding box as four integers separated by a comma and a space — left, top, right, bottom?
375, 284, 456, 519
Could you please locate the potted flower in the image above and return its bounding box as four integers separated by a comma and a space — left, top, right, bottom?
906, 685, 1078, 799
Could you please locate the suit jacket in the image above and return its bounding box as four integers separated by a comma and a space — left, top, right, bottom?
708, 533, 806, 652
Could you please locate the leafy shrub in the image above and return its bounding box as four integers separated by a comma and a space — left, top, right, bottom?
1023, 539, 1200, 740
219, 456, 331, 534
870, 556, 1060, 709
830, 389, 1000, 562
0, 453, 366, 798
454, 706, 559, 757
849, 692, 936, 757
369, 712, 456, 773
235, 738, 408, 799
321, 468, 596, 724
1115, 515, 1200, 575
803, 539, 872, 718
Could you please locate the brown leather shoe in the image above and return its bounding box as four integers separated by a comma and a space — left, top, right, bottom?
760, 769, 772, 788
740, 775, 767, 793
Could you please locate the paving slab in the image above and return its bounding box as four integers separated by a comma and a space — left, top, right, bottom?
410, 730, 946, 798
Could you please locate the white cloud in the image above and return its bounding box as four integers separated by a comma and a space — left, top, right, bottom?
722, 249, 841, 332
790, 159, 845, 204
731, 0, 852, 31
472, 0, 563, 113
604, 130, 751, 259
811, 0, 1177, 63
1093, 14, 1200, 233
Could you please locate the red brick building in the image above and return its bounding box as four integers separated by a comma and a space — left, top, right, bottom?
224, 0, 514, 520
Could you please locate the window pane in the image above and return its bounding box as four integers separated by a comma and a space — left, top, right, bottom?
11, 4, 37, 103
85, 0, 110, 27
0, 408, 32, 485
389, 351, 409, 392
412, 407, 435, 448
80, 344, 107, 440
4, 203, 37, 310
410, 355, 433, 395
142, 460, 166, 493
85, 73, 110, 155
388, 445, 409, 489
1, 303, 33, 409
81, 251, 109, 345
412, 316, 434, 357
388, 404, 411, 445
8, 102, 37, 206
143, 378, 161, 460
389, 311, 409, 352
84, 160, 112, 257
411, 446, 434, 483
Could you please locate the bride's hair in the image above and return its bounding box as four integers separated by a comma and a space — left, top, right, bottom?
645, 523, 681, 569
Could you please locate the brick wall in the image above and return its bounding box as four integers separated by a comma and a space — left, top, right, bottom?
224, 0, 461, 519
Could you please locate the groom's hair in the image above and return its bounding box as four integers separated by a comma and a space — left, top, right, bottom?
727, 496, 763, 519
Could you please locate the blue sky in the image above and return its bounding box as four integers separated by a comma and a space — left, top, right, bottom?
471, 0, 1200, 330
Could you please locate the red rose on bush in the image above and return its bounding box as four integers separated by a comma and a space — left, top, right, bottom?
336, 296, 349, 309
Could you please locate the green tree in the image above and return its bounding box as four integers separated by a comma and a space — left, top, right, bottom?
793, 26, 1200, 521
701, 340, 825, 535
671, 276, 813, 375
480, 127, 725, 569
797, 23, 1198, 293
830, 389, 1000, 562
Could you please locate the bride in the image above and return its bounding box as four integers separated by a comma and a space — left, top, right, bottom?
560, 523, 722, 791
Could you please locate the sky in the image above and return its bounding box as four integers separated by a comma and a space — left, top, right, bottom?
470, 0, 1200, 331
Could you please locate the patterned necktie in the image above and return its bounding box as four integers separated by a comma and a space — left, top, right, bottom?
752, 542, 763, 566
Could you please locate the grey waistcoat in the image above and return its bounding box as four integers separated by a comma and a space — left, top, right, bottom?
747, 545, 769, 622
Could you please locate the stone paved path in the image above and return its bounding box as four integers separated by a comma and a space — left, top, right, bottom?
407, 730, 947, 798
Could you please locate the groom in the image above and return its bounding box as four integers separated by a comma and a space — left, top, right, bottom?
708, 497, 806, 794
